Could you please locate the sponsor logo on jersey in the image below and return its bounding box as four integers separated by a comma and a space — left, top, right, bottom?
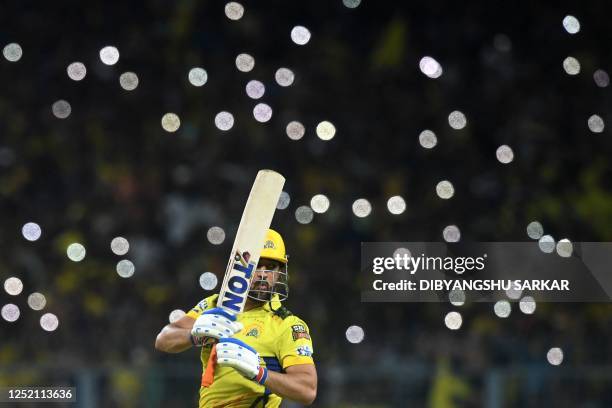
192, 299, 208, 314
296, 345, 313, 357
291, 324, 311, 341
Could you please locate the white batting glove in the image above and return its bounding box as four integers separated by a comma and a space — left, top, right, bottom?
216, 338, 268, 385
190, 308, 243, 347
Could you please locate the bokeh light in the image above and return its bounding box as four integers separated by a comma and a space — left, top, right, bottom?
352, 198, 372, 218
236, 53, 255, 72
556, 238, 573, 257
295, 206, 314, 224
519, 296, 536, 314
4, 277, 23, 296
1, 304, 20, 322
253, 103, 273, 122
199, 272, 218, 290
161, 113, 181, 132
386, 196, 406, 215
593, 69, 610, 87
316, 121, 336, 140
496, 145, 514, 164
111, 237, 130, 255
342, 0, 361, 9
119, 72, 139, 91
494, 300, 511, 318
562, 15, 580, 34
436, 180, 455, 199
443, 225, 461, 243
99, 46, 119, 65
286, 121, 305, 140
345, 325, 365, 343
419, 56, 443, 78
538, 235, 555, 253
188, 67, 208, 86
526, 221, 544, 239
505, 283, 522, 300
275, 67, 295, 87
246, 80, 265, 99
40, 313, 59, 331
448, 111, 467, 129
22, 222, 42, 241
67, 243, 86, 262
444, 311, 462, 330
207, 227, 226, 245
225, 2, 244, 20
310, 194, 330, 214
277, 191, 291, 210
116, 260, 135, 278
547, 347, 564, 365
587, 114, 604, 133
67, 62, 86, 81
3, 43, 22, 62
27, 292, 47, 311
562, 56, 580, 75
393, 247, 411, 259
215, 111, 235, 131
449, 289, 465, 306
52, 100, 71, 119
291, 26, 311, 45
169, 309, 186, 324
419, 130, 437, 149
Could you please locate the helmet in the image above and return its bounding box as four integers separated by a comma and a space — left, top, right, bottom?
260, 229, 288, 264
249, 229, 289, 302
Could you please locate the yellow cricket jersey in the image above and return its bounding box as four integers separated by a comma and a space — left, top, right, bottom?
186, 294, 315, 408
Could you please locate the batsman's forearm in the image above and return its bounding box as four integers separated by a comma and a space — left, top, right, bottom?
264, 371, 316, 405
155, 325, 193, 353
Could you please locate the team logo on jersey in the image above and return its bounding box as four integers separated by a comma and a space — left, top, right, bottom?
291, 324, 311, 341
246, 328, 259, 337
296, 345, 313, 357
244, 323, 263, 338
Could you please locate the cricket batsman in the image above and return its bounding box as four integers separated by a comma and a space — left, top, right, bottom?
155, 229, 317, 407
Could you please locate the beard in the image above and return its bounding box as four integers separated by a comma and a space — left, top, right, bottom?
250, 280, 272, 301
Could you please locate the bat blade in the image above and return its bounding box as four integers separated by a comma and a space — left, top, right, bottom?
217, 169, 285, 315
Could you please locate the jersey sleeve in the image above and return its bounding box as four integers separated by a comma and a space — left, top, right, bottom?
185, 294, 218, 319
278, 316, 315, 369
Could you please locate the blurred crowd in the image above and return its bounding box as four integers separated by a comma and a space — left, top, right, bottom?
1, 0, 611, 406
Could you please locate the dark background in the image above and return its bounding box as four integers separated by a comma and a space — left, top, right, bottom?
1, 0, 611, 406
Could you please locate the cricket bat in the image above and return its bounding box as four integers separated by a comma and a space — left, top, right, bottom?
217, 169, 285, 316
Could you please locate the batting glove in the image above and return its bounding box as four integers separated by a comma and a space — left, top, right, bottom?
216, 338, 268, 385
190, 308, 243, 346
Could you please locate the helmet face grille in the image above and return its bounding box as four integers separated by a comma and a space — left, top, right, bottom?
249, 229, 289, 302
247, 266, 289, 302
